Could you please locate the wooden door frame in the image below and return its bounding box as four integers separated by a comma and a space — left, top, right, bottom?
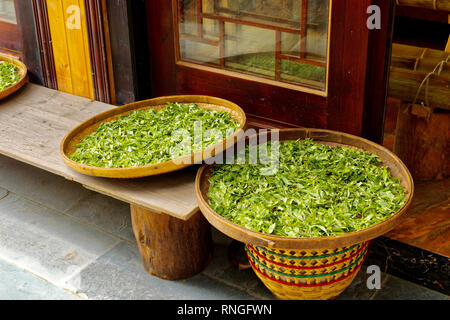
146, 0, 395, 143
84, 0, 115, 104
27, 0, 57, 89
362, 0, 396, 143
105, 0, 151, 105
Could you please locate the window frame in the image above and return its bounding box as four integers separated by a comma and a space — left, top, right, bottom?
0, 0, 21, 54
171, 0, 332, 97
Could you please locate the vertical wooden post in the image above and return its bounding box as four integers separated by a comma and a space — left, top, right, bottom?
130, 205, 213, 280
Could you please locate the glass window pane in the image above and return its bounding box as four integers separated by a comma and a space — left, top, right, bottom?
0, 0, 16, 24
280, 60, 326, 89
176, 0, 330, 92
202, 18, 219, 41
225, 22, 276, 78
181, 39, 220, 65
281, 32, 300, 56
305, 0, 328, 61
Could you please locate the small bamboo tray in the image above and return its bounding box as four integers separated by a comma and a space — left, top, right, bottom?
61, 95, 246, 178
195, 128, 414, 300
0, 54, 28, 101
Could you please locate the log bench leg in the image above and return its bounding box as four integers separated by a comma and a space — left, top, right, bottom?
130, 204, 213, 280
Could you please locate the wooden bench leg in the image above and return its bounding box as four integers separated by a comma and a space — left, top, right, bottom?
130, 204, 213, 280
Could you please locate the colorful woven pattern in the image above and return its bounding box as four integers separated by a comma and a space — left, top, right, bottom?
246, 241, 370, 300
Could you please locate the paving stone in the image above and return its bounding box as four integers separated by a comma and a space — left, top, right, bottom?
0, 154, 94, 212
0, 194, 119, 286
372, 275, 450, 300
0, 259, 80, 300
202, 229, 274, 299
65, 241, 257, 300
65, 192, 134, 242
0, 187, 8, 200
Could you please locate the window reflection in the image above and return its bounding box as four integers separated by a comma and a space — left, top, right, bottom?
177, 0, 330, 91
0, 0, 16, 24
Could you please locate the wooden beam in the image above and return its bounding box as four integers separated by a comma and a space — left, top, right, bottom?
396, 4, 450, 23
389, 67, 450, 109
396, 0, 450, 12
389, 44, 450, 109
391, 43, 450, 76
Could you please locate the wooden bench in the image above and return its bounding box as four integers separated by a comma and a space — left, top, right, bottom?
0, 83, 212, 280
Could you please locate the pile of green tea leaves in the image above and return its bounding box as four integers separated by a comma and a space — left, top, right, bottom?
69, 103, 240, 168
207, 139, 407, 238
0, 61, 20, 91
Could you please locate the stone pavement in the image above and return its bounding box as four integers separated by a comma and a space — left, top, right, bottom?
0, 154, 448, 300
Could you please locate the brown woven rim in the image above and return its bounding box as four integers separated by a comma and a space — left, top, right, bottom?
0, 54, 28, 101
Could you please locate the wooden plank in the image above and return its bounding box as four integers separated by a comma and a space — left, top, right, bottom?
64, 0, 94, 99
46, 0, 94, 99
396, 5, 450, 24
46, 0, 73, 93
391, 43, 450, 76
385, 178, 450, 257
388, 67, 450, 110
0, 84, 198, 220
396, 0, 450, 11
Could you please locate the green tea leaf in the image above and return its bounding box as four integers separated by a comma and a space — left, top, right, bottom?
0, 61, 20, 91
207, 139, 407, 238
69, 103, 240, 168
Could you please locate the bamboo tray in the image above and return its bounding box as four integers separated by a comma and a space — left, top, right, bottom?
0, 55, 28, 100
61, 95, 246, 178
195, 128, 414, 250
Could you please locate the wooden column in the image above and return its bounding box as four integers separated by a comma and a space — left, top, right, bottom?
394, 102, 450, 181
130, 205, 213, 280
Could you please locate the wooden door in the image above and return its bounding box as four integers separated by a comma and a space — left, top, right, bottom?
147, 0, 394, 142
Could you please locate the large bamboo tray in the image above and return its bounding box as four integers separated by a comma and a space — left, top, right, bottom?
196, 128, 413, 300
0, 55, 28, 100
61, 95, 246, 178
195, 128, 414, 250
